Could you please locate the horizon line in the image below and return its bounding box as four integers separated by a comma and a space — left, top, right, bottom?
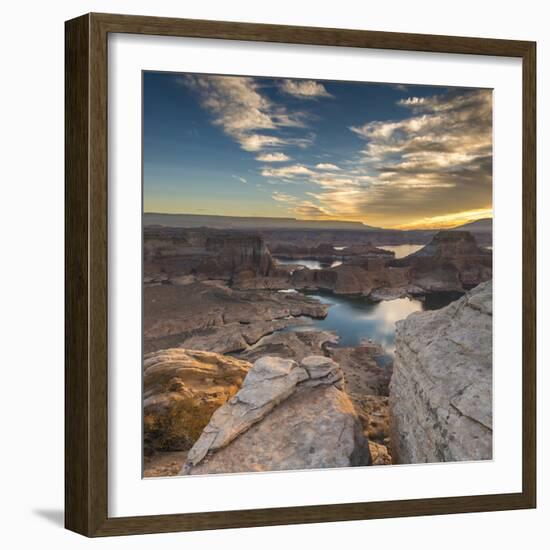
143, 211, 493, 231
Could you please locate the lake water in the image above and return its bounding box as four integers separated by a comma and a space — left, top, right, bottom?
287, 290, 463, 355
378, 244, 425, 259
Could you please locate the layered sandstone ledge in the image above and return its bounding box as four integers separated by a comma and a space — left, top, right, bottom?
390, 281, 492, 463
143, 281, 328, 354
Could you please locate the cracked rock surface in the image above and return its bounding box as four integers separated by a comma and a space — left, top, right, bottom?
181, 355, 370, 474
389, 281, 492, 463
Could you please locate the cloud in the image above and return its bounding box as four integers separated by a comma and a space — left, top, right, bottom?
393, 208, 493, 230
392, 84, 409, 92
272, 191, 332, 219
279, 80, 333, 99
333, 89, 493, 225
183, 75, 491, 228
238, 134, 285, 152
232, 175, 247, 184
315, 163, 340, 171
256, 152, 291, 162
261, 164, 315, 179
266, 89, 492, 227
293, 203, 333, 218
272, 191, 300, 204
182, 75, 309, 152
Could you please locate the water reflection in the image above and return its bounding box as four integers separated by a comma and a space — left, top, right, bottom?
379, 244, 424, 259
275, 258, 330, 270
288, 291, 462, 354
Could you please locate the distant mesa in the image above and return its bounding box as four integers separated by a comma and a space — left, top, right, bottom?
450, 218, 493, 233
404, 230, 484, 259
144, 212, 380, 230
144, 212, 492, 233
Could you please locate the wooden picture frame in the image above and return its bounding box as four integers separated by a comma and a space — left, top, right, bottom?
65, 12, 536, 537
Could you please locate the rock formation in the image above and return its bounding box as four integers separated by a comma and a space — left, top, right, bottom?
235, 329, 339, 363
288, 230, 491, 297
389, 281, 492, 463
143, 348, 252, 456
143, 281, 328, 353
390, 230, 492, 292
181, 355, 371, 474
144, 226, 284, 285
271, 241, 393, 264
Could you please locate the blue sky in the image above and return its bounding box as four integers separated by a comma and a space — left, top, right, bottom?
143, 72, 492, 229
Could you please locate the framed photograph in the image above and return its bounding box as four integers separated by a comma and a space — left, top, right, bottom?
65, 13, 536, 537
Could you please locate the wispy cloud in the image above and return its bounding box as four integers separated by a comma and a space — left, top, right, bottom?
272, 191, 300, 203
256, 152, 291, 162
232, 175, 248, 184
279, 79, 333, 99
182, 75, 313, 152
392, 83, 409, 92
315, 163, 340, 171
272, 191, 332, 219
261, 164, 315, 179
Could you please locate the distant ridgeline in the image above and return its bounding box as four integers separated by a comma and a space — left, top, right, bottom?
143, 212, 378, 230
143, 212, 493, 247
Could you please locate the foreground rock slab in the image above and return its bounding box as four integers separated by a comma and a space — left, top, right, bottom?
181, 355, 370, 474
390, 281, 492, 463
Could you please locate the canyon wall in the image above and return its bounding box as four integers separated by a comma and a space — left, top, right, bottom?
389, 281, 492, 463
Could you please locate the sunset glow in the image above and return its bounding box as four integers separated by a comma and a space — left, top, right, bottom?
144, 74, 492, 230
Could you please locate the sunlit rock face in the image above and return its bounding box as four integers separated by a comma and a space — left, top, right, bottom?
143, 349, 252, 455
181, 356, 371, 474
389, 281, 492, 464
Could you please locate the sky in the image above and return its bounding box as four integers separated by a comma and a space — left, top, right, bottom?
143, 72, 492, 229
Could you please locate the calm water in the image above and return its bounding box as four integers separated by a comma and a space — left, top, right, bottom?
378, 244, 424, 259
287, 290, 463, 355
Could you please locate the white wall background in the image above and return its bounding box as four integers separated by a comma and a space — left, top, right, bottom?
0, 0, 546, 547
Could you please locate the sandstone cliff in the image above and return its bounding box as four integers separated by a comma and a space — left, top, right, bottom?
389, 281, 492, 463
144, 226, 282, 284
181, 355, 371, 474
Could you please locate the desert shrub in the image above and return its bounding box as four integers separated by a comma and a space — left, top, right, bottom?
144, 397, 219, 455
